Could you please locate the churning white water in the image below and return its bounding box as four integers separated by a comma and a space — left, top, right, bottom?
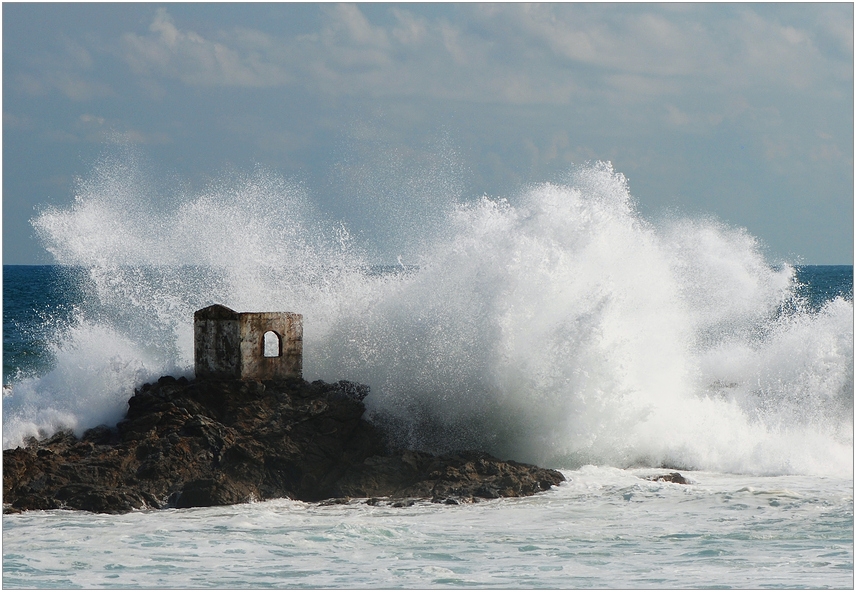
3, 468, 852, 589
5, 154, 853, 479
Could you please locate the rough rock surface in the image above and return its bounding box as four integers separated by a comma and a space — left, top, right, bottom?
648, 472, 690, 484
3, 376, 565, 513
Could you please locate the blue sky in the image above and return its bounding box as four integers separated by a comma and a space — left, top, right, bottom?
3, 3, 853, 264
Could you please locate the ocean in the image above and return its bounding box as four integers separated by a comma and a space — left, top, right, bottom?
2, 159, 853, 588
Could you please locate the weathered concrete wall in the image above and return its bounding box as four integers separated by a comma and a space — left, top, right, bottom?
239, 312, 303, 381
194, 304, 302, 381
194, 305, 241, 379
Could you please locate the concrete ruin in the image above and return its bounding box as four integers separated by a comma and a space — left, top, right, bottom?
194, 304, 302, 381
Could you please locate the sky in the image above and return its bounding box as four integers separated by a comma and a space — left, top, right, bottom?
3, 3, 853, 264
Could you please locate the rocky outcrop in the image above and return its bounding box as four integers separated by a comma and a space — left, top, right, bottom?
647, 472, 690, 484
3, 376, 565, 513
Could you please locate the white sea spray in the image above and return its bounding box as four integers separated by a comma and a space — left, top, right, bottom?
6, 153, 852, 478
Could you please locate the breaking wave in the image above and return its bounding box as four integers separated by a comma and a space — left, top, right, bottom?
5, 150, 852, 476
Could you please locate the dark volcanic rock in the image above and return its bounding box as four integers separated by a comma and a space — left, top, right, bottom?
648, 472, 690, 484
3, 377, 564, 513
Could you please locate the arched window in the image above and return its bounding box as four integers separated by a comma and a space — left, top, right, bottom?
263, 330, 282, 358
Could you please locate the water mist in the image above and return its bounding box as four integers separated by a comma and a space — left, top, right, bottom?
5, 154, 851, 477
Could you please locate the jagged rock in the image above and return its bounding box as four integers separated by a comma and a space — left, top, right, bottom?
3, 377, 564, 513
648, 472, 690, 484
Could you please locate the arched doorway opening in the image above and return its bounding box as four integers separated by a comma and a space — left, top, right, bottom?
263, 330, 282, 358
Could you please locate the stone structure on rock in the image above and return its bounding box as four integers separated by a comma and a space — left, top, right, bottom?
194, 304, 302, 381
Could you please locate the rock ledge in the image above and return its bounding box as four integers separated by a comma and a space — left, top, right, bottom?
3, 376, 565, 513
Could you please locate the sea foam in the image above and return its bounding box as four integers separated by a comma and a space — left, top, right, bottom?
6, 153, 852, 477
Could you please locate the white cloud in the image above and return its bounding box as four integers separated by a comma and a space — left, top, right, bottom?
19, 72, 113, 102
121, 8, 290, 87
322, 3, 390, 49
13, 36, 114, 101
666, 105, 691, 127
4, 3, 851, 265
113, 3, 851, 119
78, 113, 106, 127
391, 8, 428, 46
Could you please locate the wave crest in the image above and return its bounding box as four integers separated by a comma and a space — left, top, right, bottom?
8, 155, 852, 476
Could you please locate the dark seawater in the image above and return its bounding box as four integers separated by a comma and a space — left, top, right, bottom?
4, 264, 851, 385
793, 265, 853, 310
3, 266, 85, 383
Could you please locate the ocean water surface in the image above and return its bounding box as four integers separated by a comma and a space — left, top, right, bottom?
3, 469, 852, 589
2, 156, 853, 588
